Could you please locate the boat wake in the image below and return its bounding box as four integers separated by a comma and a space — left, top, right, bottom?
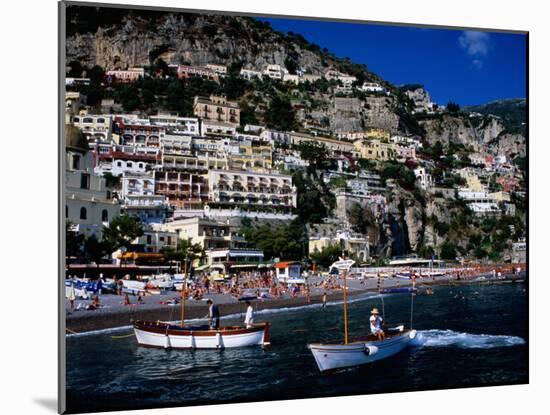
411, 329, 525, 349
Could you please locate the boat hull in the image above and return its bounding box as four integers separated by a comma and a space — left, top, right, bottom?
134, 321, 270, 349
308, 329, 416, 372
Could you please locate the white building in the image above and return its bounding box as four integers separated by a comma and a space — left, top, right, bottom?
72, 113, 113, 143
134, 226, 178, 253
149, 115, 200, 135
200, 120, 237, 137
240, 68, 263, 81
360, 82, 386, 93
283, 73, 301, 84
309, 230, 370, 263
263, 64, 286, 80
205, 64, 227, 75
208, 169, 297, 210
65, 125, 120, 238
414, 167, 434, 190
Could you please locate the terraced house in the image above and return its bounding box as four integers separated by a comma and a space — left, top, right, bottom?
193, 95, 240, 126
207, 169, 297, 212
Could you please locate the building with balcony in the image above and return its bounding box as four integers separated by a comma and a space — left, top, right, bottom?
360, 82, 387, 93
353, 139, 398, 161
72, 113, 113, 143
155, 170, 209, 209
228, 141, 273, 172
205, 63, 227, 75
309, 230, 370, 263
149, 115, 200, 135
133, 226, 178, 253
205, 248, 265, 274
160, 217, 240, 250
123, 195, 169, 225
65, 125, 120, 238
207, 169, 297, 211
93, 143, 161, 176
193, 95, 240, 126
105, 67, 145, 84
116, 118, 165, 147
263, 64, 286, 79
414, 167, 434, 190
200, 120, 237, 137
177, 65, 220, 82
240, 68, 263, 81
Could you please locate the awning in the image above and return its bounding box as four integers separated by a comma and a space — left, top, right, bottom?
194, 264, 209, 271
230, 264, 259, 269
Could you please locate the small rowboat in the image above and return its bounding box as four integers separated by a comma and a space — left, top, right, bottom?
308, 258, 417, 372
133, 321, 271, 349
309, 326, 417, 372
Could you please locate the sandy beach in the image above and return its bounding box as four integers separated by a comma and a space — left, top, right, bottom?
65, 271, 526, 334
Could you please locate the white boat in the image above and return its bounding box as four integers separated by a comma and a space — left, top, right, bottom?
133, 259, 271, 349
146, 274, 174, 290
133, 321, 270, 349
122, 280, 147, 291
309, 326, 417, 372
308, 258, 417, 372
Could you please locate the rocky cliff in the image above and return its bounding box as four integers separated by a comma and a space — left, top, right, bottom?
68, 10, 329, 75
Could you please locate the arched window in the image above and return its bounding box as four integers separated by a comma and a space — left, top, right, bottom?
102, 209, 108, 222
80, 207, 87, 220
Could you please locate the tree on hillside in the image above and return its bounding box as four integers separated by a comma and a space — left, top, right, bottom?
101, 214, 144, 253
296, 141, 329, 172
310, 244, 342, 268
446, 102, 461, 113
264, 95, 296, 131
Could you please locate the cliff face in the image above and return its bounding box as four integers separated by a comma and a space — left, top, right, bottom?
67, 13, 328, 74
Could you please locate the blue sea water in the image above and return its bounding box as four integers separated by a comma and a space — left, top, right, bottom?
65, 282, 528, 413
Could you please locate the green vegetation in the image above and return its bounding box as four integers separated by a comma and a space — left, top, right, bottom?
241, 219, 307, 261
310, 245, 343, 268
101, 214, 144, 253
292, 170, 335, 223
264, 95, 297, 131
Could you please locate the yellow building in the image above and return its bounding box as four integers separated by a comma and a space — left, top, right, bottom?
365, 128, 391, 142
458, 168, 485, 192
353, 139, 398, 161
229, 142, 273, 172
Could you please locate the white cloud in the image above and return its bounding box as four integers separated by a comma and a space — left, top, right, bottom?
458, 31, 491, 69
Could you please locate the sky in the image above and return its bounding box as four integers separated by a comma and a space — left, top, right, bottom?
262, 18, 527, 106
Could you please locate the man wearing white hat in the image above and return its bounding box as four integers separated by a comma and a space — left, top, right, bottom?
369, 308, 386, 341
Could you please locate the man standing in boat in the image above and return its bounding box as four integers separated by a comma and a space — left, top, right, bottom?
370, 308, 386, 341
206, 299, 220, 330
244, 300, 254, 328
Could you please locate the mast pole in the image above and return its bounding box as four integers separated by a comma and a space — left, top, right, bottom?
343, 268, 348, 344
181, 255, 188, 327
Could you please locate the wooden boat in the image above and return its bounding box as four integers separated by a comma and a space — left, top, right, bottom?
309, 326, 417, 372
308, 258, 417, 372
133, 257, 271, 349
133, 321, 270, 349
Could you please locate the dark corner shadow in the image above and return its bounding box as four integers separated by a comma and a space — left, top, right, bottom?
34, 398, 58, 413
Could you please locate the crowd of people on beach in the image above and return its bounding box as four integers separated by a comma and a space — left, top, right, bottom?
66, 263, 527, 315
